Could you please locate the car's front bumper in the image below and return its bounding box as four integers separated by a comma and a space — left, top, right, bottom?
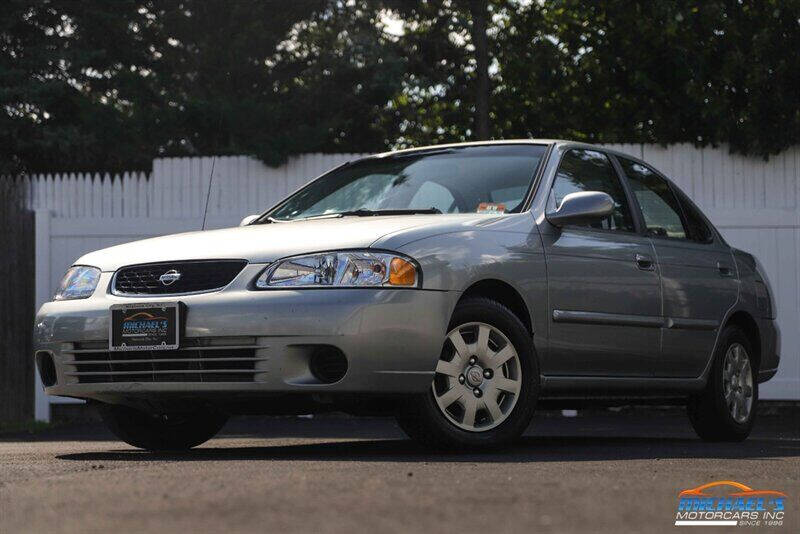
34, 268, 458, 402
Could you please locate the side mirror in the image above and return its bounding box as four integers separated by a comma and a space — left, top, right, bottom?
545, 191, 614, 227
239, 214, 259, 227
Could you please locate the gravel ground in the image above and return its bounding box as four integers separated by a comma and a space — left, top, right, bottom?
1, 409, 798, 534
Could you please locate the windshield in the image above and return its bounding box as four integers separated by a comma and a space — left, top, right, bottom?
262, 144, 547, 221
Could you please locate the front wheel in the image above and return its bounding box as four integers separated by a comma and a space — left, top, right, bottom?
96, 402, 228, 451
687, 326, 758, 442
396, 297, 539, 450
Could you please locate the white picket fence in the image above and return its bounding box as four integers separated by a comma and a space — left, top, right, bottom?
26, 153, 363, 222
20, 146, 800, 420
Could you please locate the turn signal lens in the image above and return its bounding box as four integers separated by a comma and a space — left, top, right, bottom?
389, 257, 417, 286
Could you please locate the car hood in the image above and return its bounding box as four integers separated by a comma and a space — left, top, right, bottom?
77, 214, 499, 271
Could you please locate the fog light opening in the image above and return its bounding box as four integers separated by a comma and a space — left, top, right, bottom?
309, 346, 348, 384
35, 351, 57, 387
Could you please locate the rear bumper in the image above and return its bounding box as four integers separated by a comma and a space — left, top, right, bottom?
34, 269, 458, 402
757, 317, 780, 383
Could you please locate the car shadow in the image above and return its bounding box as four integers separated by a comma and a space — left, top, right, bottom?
57, 434, 800, 464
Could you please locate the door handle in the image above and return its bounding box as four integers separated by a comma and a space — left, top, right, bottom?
717, 262, 735, 277
635, 254, 655, 271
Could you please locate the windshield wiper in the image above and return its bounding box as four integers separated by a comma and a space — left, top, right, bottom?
301, 208, 441, 220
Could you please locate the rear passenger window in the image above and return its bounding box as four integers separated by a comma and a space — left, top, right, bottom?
619, 158, 688, 239
550, 149, 635, 232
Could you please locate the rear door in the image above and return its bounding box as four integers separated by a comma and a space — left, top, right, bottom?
616, 156, 738, 378
540, 148, 661, 377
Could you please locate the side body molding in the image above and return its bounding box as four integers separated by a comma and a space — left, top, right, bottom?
552, 310, 719, 331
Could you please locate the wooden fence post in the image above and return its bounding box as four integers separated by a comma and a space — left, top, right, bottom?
0, 180, 35, 424
34, 209, 51, 422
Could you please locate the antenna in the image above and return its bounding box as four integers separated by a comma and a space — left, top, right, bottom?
201, 155, 217, 230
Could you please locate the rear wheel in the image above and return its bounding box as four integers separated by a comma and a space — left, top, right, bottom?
687, 326, 757, 442
396, 297, 538, 450
96, 402, 228, 451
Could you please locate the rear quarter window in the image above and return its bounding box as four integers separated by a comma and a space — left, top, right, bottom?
673, 188, 714, 243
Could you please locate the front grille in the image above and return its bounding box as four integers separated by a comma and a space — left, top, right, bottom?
63, 338, 266, 384
113, 260, 247, 295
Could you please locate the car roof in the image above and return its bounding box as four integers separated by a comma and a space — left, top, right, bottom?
369, 139, 560, 159
367, 139, 646, 162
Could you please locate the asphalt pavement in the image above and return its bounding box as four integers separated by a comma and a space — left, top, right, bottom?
1, 408, 798, 534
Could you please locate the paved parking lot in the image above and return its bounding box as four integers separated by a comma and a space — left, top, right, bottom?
1, 408, 798, 534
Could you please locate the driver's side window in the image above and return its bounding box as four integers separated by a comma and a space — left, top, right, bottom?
550, 149, 635, 232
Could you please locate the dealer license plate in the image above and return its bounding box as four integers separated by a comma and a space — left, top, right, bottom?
109, 302, 181, 351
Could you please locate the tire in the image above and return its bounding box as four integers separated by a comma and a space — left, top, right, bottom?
396, 297, 539, 450
687, 326, 758, 442
95, 402, 228, 451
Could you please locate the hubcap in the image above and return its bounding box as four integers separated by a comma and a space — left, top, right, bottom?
432, 322, 522, 432
466, 366, 484, 387
723, 343, 753, 424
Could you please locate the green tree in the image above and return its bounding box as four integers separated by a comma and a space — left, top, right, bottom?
494, 0, 800, 156
143, 1, 405, 165
2, 0, 798, 175
1, 0, 405, 173
0, 0, 159, 173
382, 0, 503, 146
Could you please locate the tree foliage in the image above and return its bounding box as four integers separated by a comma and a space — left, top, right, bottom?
2, 0, 798, 174
1, 0, 405, 172
494, 0, 800, 156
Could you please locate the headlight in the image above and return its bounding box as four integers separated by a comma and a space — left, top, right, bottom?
54, 266, 101, 300
255, 251, 419, 288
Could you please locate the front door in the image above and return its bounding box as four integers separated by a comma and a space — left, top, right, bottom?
617, 156, 738, 378
540, 149, 661, 377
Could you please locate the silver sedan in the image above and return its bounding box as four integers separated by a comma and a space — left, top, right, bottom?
34, 140, 779, 450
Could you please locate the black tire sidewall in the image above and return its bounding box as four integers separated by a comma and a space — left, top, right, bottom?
95, 402, 228, 451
